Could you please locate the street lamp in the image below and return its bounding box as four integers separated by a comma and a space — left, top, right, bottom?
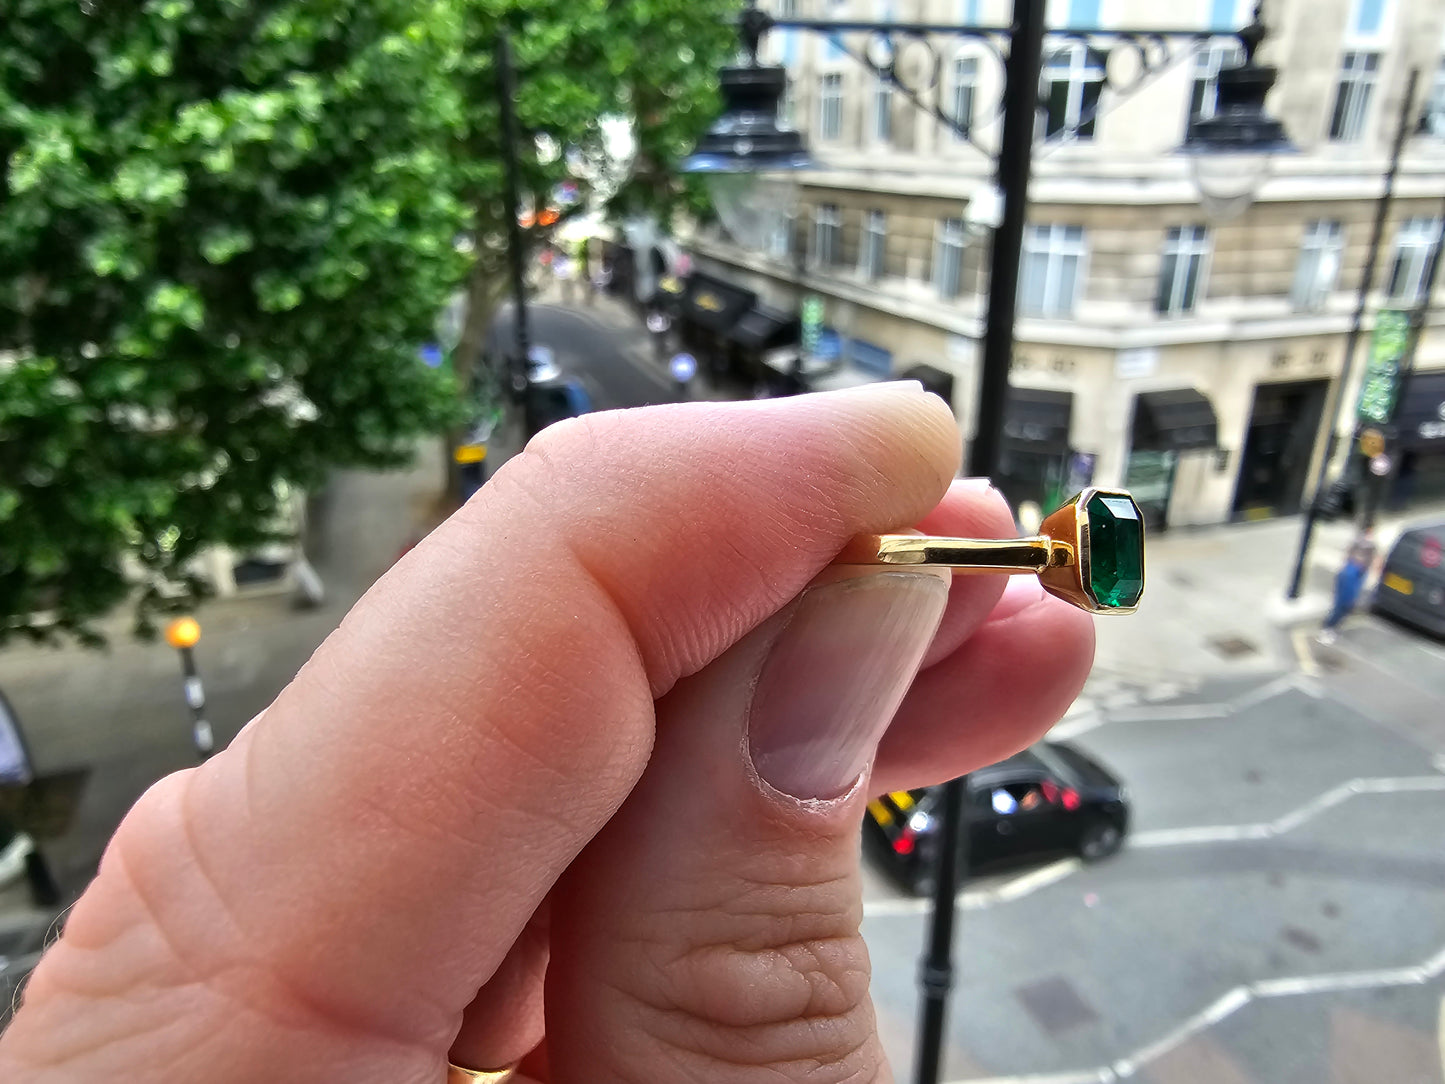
686, 4, 1291, 1082
164, 616, 214, 759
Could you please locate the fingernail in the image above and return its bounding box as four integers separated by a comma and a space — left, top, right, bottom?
748, 572, 949, 801
953, 477, 994, 494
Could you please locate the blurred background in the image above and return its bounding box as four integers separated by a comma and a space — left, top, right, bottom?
2, 0, 1445, 1080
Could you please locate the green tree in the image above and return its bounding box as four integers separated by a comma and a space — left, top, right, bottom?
1, 0, 736, 643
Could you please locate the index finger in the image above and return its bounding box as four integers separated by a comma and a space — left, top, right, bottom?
9, 385, 965, 1078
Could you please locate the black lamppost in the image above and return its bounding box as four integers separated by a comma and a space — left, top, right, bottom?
685, 4, 1291, 1082
496, 29, 535, 427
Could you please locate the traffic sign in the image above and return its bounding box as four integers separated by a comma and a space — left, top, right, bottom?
669, 353, 697, 383
1358, 428, 1385, 458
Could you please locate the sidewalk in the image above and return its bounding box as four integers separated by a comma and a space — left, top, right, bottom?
1090, 502, 1445, 693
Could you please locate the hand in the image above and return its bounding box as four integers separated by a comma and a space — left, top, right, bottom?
0, 384, 1093, 1083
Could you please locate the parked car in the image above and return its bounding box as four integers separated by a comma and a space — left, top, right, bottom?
1372, 517, 1445, 638
863, 741, 1129, 896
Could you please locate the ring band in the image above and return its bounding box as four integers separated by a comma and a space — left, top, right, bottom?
833, 487, 1146, 615
448, 1062, 519, 1083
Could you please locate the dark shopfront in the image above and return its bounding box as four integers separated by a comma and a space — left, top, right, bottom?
675, 272, 756, 382
1125, 388, 1220, 531
1231, 378, 1329, 520
1387, 369, 1445, 507
996, 387, 1074, 516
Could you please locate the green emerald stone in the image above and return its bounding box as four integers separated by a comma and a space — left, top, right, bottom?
1084, 494, 1144, 608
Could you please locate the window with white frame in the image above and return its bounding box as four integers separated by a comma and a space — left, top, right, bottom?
1155, 226, 1210, 315
768, 210, 796, 261
1020, 225, 1085, 317
1041, 43, 1106, 141
871, 77, 893, 143
860, 210, 886, 280
951, 55, 978, 140
1328, 52, 1378, 142
1386, 217, 1441, 301
819, 72, 844, 140
1187, 41, 1244, 137
1425, 59, 1445, 138
934, 218, 966, 298
813, 203, 842, 266
1291, 220, 1344, 311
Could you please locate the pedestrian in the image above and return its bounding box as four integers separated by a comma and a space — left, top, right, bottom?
0, 386, 1092, 1083
1319, 523, 1378, 644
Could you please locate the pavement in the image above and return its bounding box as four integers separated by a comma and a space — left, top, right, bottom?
4, 290, 1445, 1077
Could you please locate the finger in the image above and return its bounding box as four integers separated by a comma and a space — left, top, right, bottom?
912, 479, 1016, 669
2, 386, 961, 1082
871, 577, 1096, 796
547, 567, 952, 1082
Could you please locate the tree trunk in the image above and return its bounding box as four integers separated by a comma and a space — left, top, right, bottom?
444, 250, 511, 498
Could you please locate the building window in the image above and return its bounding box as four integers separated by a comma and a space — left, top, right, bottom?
1386, 217, 1441, 301
1425, 60, 1445, 138
861, 210, 886, 280
1187, 41, 1244, 137
819, 72, 844, 140
871, 77, 893, 143
813, 203, 842, 266
1020, 225, 1085, 317
1155, 226, 1210, 315
934, 217, 966, 298
778, 80, 796, 127
1348, 0, 1389, 38
778, 0, 799, 15
1329, 52, 1378, 142
951, 56, 978, 140
1042, 43, 1106, 141
768, 210, 795, 261
1291, 220, 1344, 311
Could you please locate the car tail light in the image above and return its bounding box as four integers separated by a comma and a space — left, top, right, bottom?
893, 832, 915, 856
1040, 780, 1059, 804
1062, 788, 1081, 811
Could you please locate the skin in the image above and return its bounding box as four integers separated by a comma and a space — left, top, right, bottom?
0, 384, 1094, 1083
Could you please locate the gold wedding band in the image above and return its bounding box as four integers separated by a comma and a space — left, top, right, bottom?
833, 487, 1146, 615
447, 1062, 519, 1083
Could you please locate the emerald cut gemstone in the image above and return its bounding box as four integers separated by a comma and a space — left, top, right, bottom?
1084, 494, 1144, 608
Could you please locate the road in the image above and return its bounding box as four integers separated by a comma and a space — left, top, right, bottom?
864, 612, 1445, 1084
489, 300, 685, 412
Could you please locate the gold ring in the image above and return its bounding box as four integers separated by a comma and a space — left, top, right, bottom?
447, 1062, 519, 1083
834, 487, 1145, 615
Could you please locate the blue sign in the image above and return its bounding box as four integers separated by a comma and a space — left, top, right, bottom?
419, 343, 444, 369
846, 338, 894, 377
669, 353, 698, 383
814, 329, 842, 362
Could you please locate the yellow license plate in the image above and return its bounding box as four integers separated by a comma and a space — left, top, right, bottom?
1384, 572, 1413, 595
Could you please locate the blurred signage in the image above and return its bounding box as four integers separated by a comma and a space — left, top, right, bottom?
1358, 428, 1385, 458
454, 443, 487, 465
1115, 347, 1158, 380
1421, 537, 1442, 569
1355, 309, 1410, 424
814, 329, 842, 362
419, 343, 445, 369
800, 295, 825, 358
658, 275, 683, 295
695, 292, 723, 313
1421, 399, 1445, 442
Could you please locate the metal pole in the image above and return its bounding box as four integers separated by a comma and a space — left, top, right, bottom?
177, 646, 214, 759
913, 3, 1045, 1082
1286, 67, 1418, 597
495, 29, 534, 415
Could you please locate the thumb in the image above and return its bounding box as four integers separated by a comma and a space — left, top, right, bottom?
547, 566, 951, 1082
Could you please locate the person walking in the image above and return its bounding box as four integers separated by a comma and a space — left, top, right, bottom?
1319, 523, 1378, 644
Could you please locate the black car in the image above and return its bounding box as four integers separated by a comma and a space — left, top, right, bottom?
863, 741, 1129, 896
1372, 518, 1445, 638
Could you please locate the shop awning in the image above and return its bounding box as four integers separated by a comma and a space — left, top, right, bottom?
1395, 370, 1445, 449
727, 305, 800, 351
681, 273, 756, 334
1003, 387, 1073, 452
1132, 388, 1219, 451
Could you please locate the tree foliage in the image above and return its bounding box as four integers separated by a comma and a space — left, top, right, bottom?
1, 0, 737, 643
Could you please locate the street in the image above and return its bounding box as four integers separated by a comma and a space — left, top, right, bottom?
862, 613, 1445, 1083
3, 297, 1445, 1080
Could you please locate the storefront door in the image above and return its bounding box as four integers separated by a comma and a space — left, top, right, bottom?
1231, 379, 1328, 520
